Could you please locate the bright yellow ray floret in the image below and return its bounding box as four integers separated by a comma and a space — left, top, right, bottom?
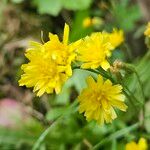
108, 28, 124, 48
78, 75, 127, 124
126, 138, 148, 150
19, 24, 81, 96
77, 32, 114, 70
144, 22, 150, 37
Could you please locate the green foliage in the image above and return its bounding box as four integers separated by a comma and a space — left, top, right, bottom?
32, 0, 62, 16
70, 10, 93, 41
0, 119, 43, 150
32, 0, 92, 16
62, 0, 92, 11
0, 0, 150, 149
11, 0, 24, 3
112, 0, 141, 31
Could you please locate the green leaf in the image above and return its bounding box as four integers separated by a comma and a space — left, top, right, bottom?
70, 69, 96, 93
11, 0, 24, 3
112, 0, 141, 32
70, 10, 93, 41
63, 0, 92, 10
32, 0, 93, 16
33, 0, 63, 16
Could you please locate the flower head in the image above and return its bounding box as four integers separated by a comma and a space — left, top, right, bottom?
144, 22, 150, 37
78, 75, 127, 124
77, 32, 113, 70
83, 17, 93, 28
126, 138, 148, 150
19, 24, 81, 96
82, 17, 103, 28
108, 28, 124, 48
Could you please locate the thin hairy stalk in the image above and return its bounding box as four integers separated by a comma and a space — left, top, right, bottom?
92, 123, 140, 150
134, 70, 145, 126
123, 89, 139, 112
32, 100, 78, 150
32, 117, 61, 150
124, 63, 146, 126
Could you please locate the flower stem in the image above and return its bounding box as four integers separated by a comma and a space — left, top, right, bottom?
32, 100, 78, 150
134, 70, 145, 127
124, 63, 146, 126
32, 118, 61, 150
92, 123, 140, 150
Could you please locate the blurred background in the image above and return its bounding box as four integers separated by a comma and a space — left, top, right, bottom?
0, 0, 150, 149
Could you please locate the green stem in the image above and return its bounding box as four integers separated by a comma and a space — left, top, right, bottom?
92, 123, 140, 150
32, 100, 78, 150
123, 89, 139, 112
73, 66, 112, 81
124, 64, 145, 103
123, 43, 132, 61
97, 67, 116, 82
124, 63, 146, 126
124, 85, 143, 105
32, 118, 61, 150
134, 70, 145, 126
134, 71, 145, 104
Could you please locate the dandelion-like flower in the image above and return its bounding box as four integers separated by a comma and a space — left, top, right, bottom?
78, 75, 127, 124
77, 32, 113, 70
144, 22, 150, 37
108, 28, 124, 48
126, 138, 148, 150
19, 24, 81, 96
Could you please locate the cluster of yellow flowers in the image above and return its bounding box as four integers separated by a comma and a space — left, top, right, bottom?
126, 138, 148, 150
19, 24, 81, 96
19, 23, 126, 124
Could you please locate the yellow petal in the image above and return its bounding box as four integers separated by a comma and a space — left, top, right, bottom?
29, 41, 43, 48
126, 142, 139, 150
63, 23, 69, 45
110, 100, 127, 111
97, 108, 104, 125
101, 60, 110, 70
86, 76, 96, 88
97, 75, 103, 85
138, 138, 148, 150
49, 33, 59, 42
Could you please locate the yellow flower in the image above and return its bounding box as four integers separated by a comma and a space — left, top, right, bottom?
77, 32, 113, 70
108, 28, 124, 48
138, 138, 148, 150
126, 142, 139, 150
78, 75, 127, 124
19, 24, 81, 96
144, 22, 150, 37
82, 17, 103, 28
82, 17, 93, 28
126, 138, 148, 150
